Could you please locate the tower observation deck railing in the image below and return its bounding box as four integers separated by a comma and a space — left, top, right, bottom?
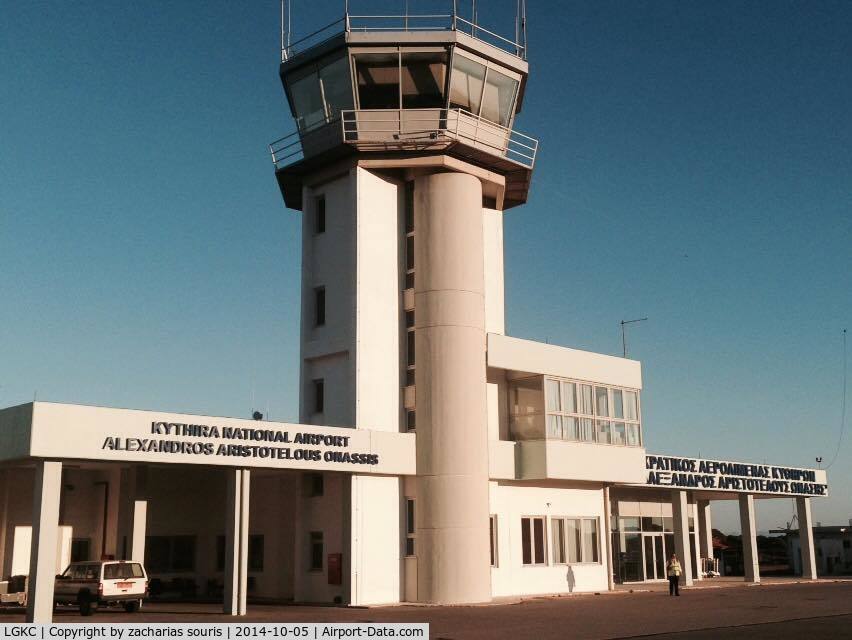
281, 3, 527, 62
269, 108, 538, 171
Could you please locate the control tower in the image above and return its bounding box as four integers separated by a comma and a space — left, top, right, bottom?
269, 1, 535, 605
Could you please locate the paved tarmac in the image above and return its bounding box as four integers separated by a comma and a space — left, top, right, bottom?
2, 580, 851, 639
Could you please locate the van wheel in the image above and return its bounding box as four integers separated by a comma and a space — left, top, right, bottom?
78, 593, 96, 616
124, 600, 141, 613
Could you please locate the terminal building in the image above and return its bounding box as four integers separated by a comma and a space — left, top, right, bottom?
0, 2, 829, 623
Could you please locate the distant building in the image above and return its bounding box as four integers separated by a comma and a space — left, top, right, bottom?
772, 521, 852, 576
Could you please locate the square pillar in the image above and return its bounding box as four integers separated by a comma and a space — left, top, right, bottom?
26, 461, 62, 623
346, 475, 401, 606
671, 490, 693, 586
796, 497, 818, 580
103, 467, 121, 558
697, 500, 713, 558
130, 466, 148, 563
692, 529, 702, 580
738, 494, 760, 583
130, 501, 147, 563
224, 469, 250, 615
697, 500, 713, 575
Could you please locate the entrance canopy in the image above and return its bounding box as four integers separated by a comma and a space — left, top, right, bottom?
0, 402, 416, 476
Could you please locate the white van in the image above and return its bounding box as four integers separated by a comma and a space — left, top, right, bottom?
55, 561, 148, 615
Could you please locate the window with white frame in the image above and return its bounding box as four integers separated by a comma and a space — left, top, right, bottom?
490, 515, 498, 567
404, 499, 415, 556
509, 377, 545, 440
520, 516, 547, 566
551, 517, 600, 564
545, 377, 641, 447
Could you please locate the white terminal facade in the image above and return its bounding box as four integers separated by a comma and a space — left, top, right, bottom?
0, 3, 830, 623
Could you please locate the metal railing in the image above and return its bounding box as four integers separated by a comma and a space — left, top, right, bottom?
268, 116, 339, 168
268, 108, 537, 171
268, 129, 304, 168
341, 108, 537, 168
281, 18, 346, 61
281, 1, 527, 62
346, 14, 455, 32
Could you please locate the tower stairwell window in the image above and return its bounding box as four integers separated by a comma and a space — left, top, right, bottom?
314, 196, 326, 234
404, 182, 414, 290
405, 337, 416, 386
309, 532, 323, 571
313, 379, 324, 414
405, 499, 416, 556
314, 287, 326, 327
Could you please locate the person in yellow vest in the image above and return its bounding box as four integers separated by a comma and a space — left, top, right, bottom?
667, 553, 682, 596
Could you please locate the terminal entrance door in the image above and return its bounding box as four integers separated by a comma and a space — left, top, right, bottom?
643, 534, 665, 581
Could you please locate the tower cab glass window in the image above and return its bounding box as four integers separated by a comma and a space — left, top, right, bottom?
354, 50, 449, 110
287, 55, 353, 132
349, 48, 520, 128
449, 53, 519, 127
286, 47, 521, 132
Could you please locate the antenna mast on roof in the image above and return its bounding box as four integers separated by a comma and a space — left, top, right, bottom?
280, 0, 292, 61
515, 0, 527, 58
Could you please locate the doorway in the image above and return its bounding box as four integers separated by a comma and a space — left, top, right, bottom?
643, 534, 665, 581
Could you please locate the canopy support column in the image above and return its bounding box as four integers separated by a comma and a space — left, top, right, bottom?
671, 490, 693, 587
697, 499, 713, 576
224, 468, 250, 615
738, 494, 760, 583
26, 460, 62, 623
796, 497, 817, 580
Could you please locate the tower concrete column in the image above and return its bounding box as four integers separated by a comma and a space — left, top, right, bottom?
738, 494, 760, 583
414, 171, 491, 604
671, 490, 693, 586
26, 460, 62, 623
224, 468, 250, 615
796, 497, 818, 580
697, 499, 713, 574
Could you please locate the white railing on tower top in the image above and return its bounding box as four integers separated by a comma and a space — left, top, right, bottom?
281, 4, 527, 62
268, 108, 538, 170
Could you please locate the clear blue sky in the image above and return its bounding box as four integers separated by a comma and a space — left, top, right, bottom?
1, 1, 850, 533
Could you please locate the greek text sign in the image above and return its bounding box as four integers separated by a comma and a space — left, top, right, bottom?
645, 454, 828, 497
